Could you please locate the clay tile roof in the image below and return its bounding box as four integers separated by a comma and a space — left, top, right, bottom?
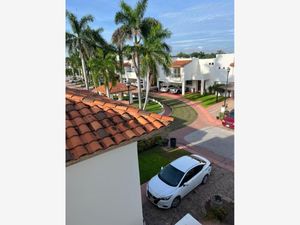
101, 137, 115, 148
137, 116, 149, 125
70, 146, 88, 160
171, 59, 192, 67
123, 130, 137, 139
144, 123, 156, 133
152, 120, 164, 129
90, 120, 103, 131
78, 124, 90, 134
133, 126, 146, 136
113, 133, 127, 144
95, 82, 137, 95
66, 127, 78, 139
66, 88, 174, 164
86, 141, 102, 153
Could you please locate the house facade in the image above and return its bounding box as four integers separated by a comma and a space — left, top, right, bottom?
122, 53, 234, 96
157, 53, 235, 95
66, 88, 173, 225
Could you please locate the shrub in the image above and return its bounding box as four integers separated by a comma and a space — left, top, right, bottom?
137, 135, 162, 153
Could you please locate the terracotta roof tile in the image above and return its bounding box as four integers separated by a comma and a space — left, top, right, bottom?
150, 113, 162, 120
90, 120, 103, 131
66, 120, 73, 128
70, 146, 88, 160
127, 119, 139, 129
66, 89, 173, 164
152, 120, 164, 129
79, 108, 92, 116
68, 110, 81, 119
73, 117, 85, 126
96, 128, 110, 139
101, 118, 112, 128
116, 123, 129, 132
137, 116, 149, 125
115, 105, 127, 111
105, 126, 119, 136
78, 124, 90, 134
90, 106, 102, 114
121, 113, 131, 120
133, 126, 146, 136
113, 133, 126, 144
101, 137, 115, 148
66, 127, 78, 138
171, 59, 192, 67
112, 116, 123, 124
74, 102, 86, 110
86, 141, 102, 153
80, 132, 97, 145
144, 123, 156, 133
123, 129, 137, 139
83, 114, 97, 123
95, 82, 137, 95
161, 115, 174, 122
67, 136, 83, 149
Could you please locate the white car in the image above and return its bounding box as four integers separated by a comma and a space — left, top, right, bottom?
146, 154, 212, 209
160, 86, 169, 92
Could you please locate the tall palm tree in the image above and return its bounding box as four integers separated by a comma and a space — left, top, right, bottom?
67, 52, 81, 78
114, 0, 160, 109
112, 27, 127, 83
140, 24, 172, 110
88, 48, 117, 97
66, 11, 96, 90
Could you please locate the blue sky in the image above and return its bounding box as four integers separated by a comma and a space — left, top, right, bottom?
66, 0, 234, 54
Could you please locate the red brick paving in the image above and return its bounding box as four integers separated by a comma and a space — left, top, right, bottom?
150, 92, 234, 172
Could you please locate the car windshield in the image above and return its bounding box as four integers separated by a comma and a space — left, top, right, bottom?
158, 164, 185, 187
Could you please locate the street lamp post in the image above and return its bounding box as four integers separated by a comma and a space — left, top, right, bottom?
126, 81, 131, 105
223, 67, 230, 108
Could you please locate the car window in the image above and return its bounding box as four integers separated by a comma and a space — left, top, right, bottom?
180, 165, 204, 186
158, 164, 185, 187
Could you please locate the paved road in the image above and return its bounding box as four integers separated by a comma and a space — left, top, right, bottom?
184, 127, 234, 161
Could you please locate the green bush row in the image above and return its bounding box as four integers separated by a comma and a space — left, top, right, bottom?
137, 136, 163, 153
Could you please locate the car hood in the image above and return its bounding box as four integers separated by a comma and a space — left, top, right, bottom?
148, 175, 177, 198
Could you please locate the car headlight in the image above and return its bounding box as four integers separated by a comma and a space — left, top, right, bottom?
160, 195, 172, 200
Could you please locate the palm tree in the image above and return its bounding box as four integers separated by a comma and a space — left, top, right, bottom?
88, 48, 117, 97
140, 24, 172, 110
66, 11, 96, 90
112, 27, 127, 83
114, 0, 161, 109
67, 52, 81, 78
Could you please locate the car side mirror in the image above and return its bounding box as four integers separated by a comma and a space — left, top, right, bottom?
160, 166, 163, 170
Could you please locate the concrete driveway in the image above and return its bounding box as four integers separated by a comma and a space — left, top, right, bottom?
142, 165, 234, 225
184, 127, 234, 161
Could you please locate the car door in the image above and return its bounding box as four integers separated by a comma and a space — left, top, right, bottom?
178, 166, 200, 197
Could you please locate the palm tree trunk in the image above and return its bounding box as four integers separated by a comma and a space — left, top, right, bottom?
134, 35, 142, 109
106, 86, 110, 98
79, 51, 89, 90
143, 71, 150, 110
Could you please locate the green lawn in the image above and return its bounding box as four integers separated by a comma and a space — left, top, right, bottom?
133, 100, 163, 114
184, 93, 225, 108
138, 146, 191, 184
151, 96, 198, 132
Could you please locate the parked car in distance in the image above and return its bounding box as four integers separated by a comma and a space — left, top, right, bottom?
160, 85, 169, 92
222, 109, 234, 129
169, 86, 182, 94
146, 154, 212, 209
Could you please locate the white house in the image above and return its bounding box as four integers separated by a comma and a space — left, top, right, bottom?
157, 53, 235, 95
66, 88, 173, 225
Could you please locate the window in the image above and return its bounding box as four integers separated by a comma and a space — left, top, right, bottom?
186, 80, 192, 85
179, 165, 204, 186
211, 62, 214, 65
158, 164, 185, 187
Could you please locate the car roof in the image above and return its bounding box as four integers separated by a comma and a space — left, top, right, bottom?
170, 156, 200, 173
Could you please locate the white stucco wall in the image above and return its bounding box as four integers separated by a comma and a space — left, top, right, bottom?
66, 142, 143, 225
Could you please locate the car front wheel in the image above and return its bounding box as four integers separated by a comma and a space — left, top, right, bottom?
171, 196, 181, 208
202, 175, 209, 184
